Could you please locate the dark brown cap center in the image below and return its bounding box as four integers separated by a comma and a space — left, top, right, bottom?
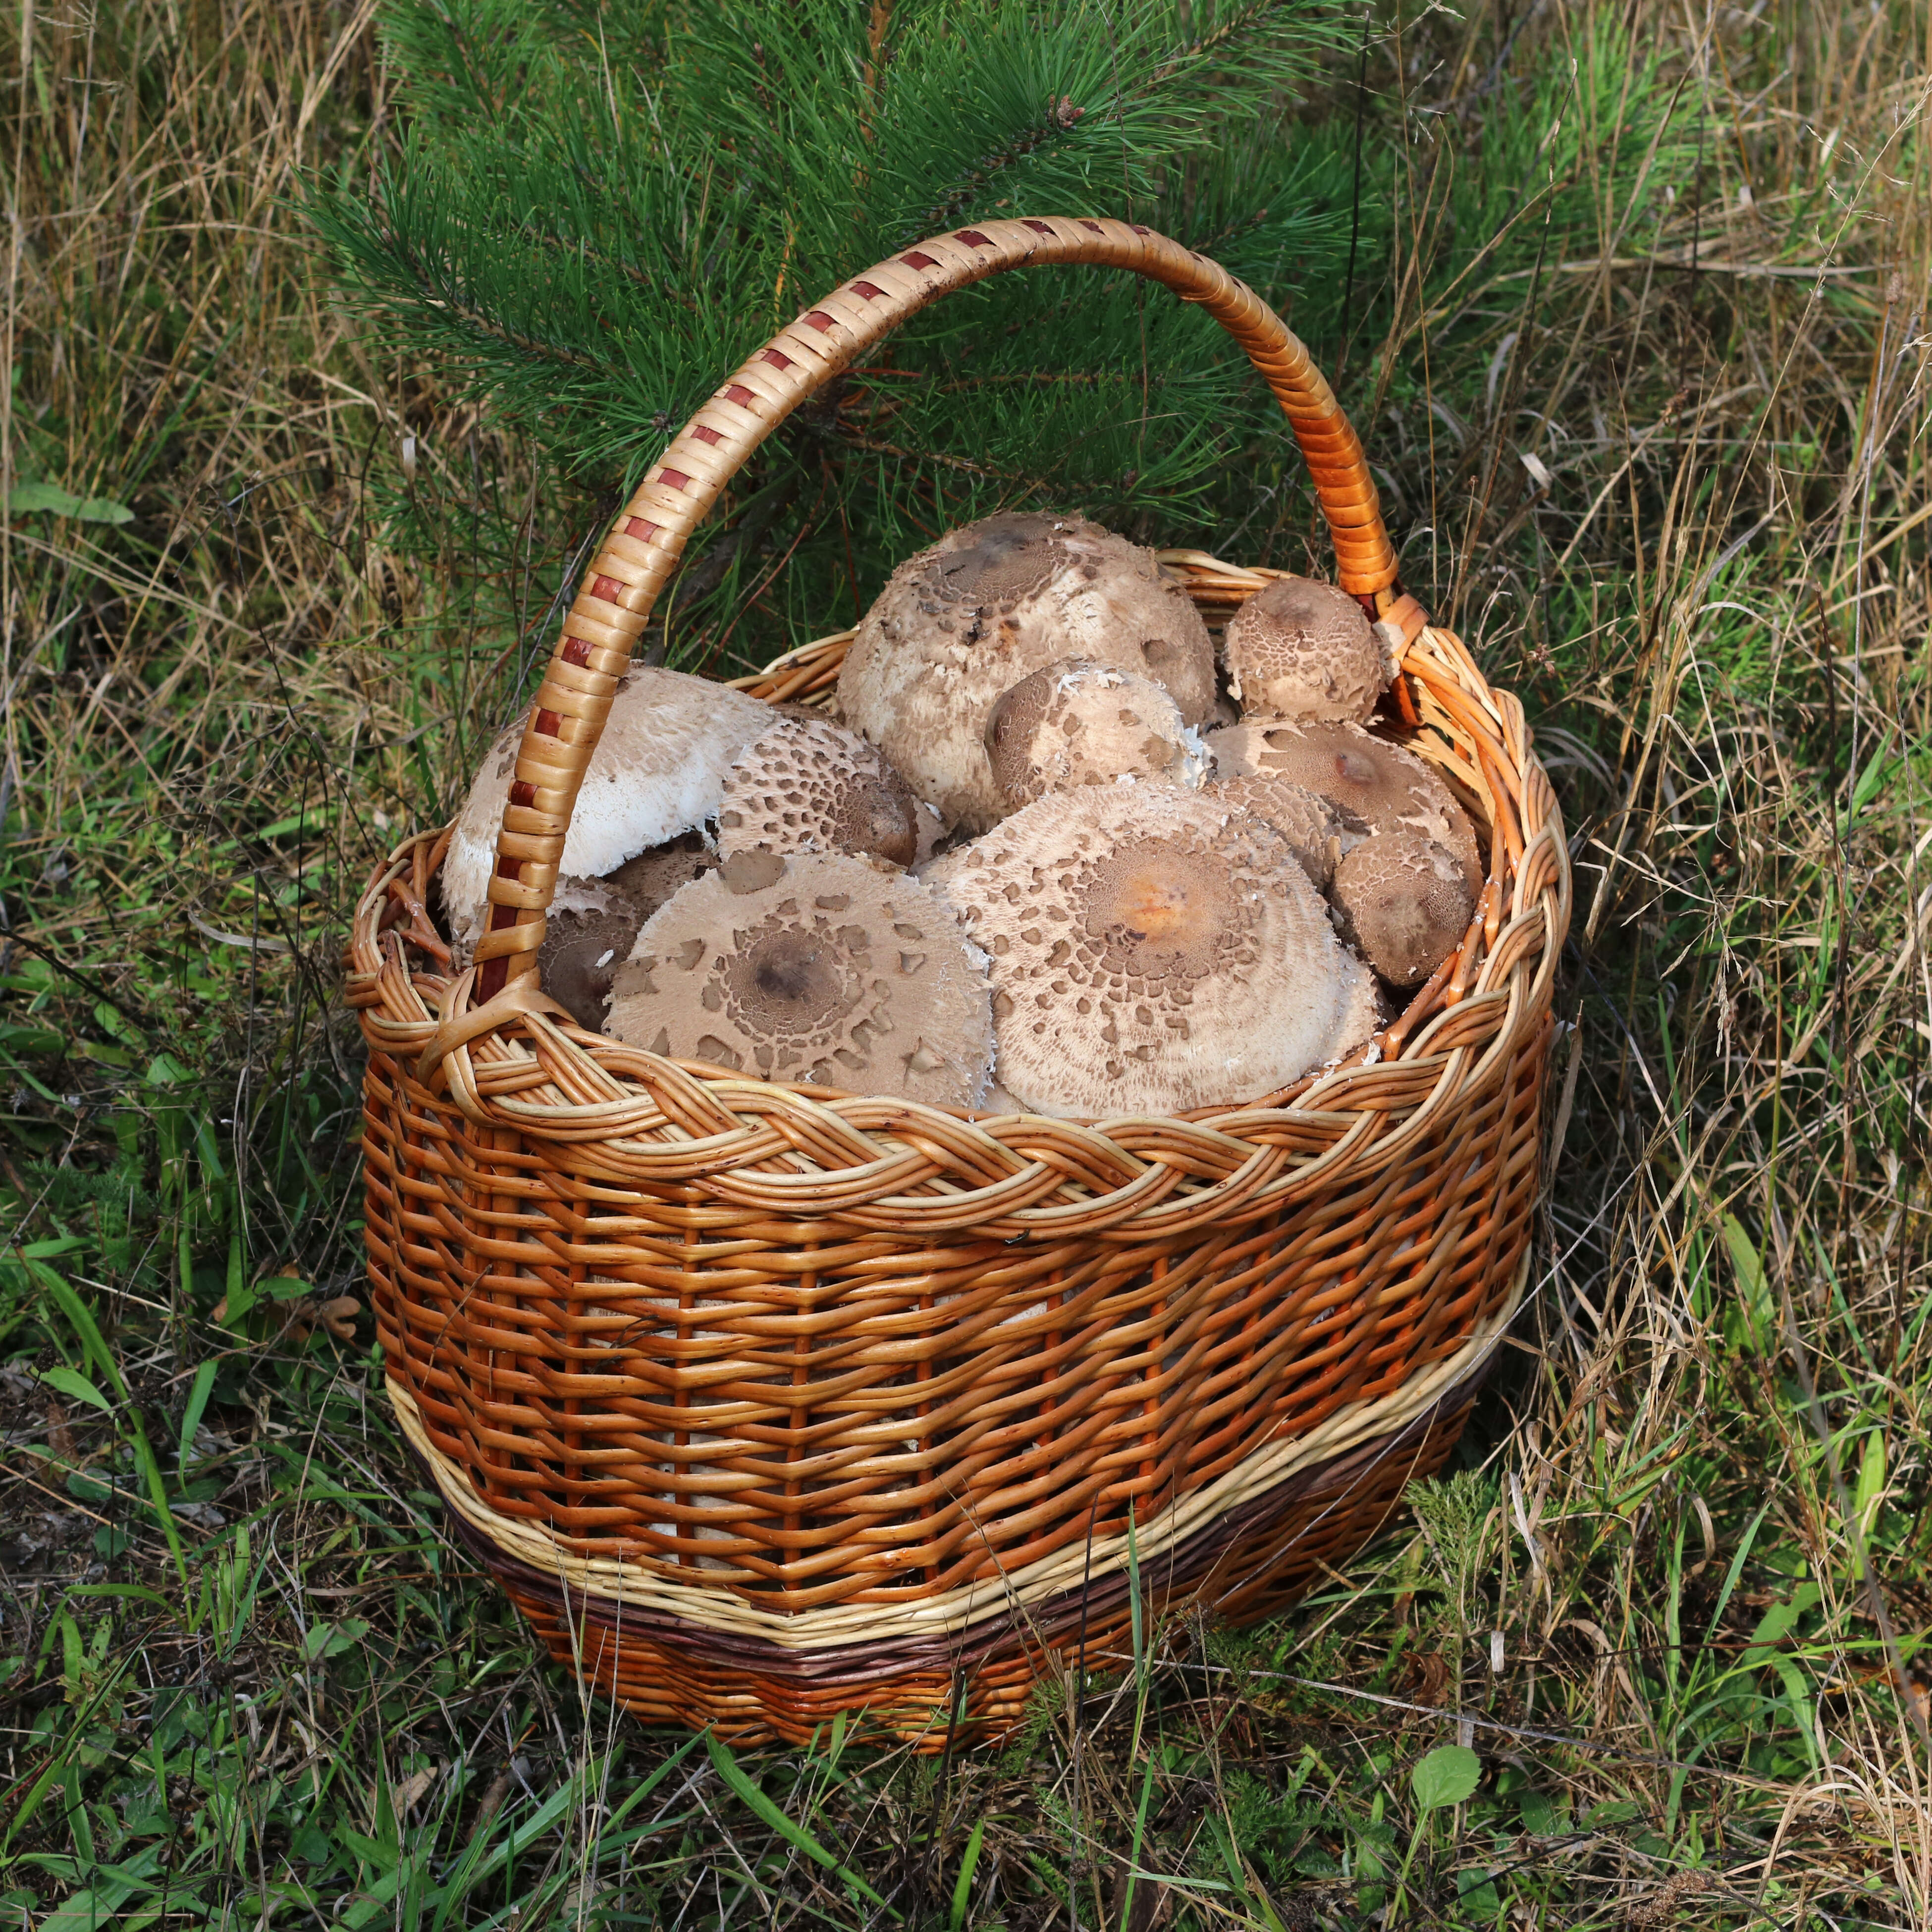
929, 512, 1067, 604
723, 921, 863, 1044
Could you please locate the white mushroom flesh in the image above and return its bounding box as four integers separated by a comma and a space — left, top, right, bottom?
441, 667, 771, 960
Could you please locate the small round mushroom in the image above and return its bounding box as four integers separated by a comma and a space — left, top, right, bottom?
441, 667, 771, 961
716, 714, 924, 868
923, 785, 1355, 1118
1330, 829, 1477, 987
838, 511, 1218, 832
604, 850, 994, 1108
985, 658, 1210, 808
1205, 773, 1360, 893
537, 831, 719, 1032
1222, 576, 1388, 723
1206, 718, 1484, 889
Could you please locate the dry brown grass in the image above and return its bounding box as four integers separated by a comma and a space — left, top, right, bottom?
1, 0, 1930, 1925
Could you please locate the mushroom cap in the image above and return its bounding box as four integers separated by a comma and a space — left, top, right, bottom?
976, 1078, 1029, 1116
1206, 718, 1484, 889
537, 832, 719, 1032
605, 850, 994, 1108
1326, 950, 1392, 1063
923, 785, 1353, 1118
985, 658, 1210, 808
1204, 773, 1360, 893
442, 667, 771, 959
716, 714, 923, 868
837, 511, 1219, 833
911, 797, 946, 866
1222, 575, 1388, 723
1331, 829, 1477, 986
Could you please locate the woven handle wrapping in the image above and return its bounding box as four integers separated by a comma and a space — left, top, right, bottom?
476, 218, 1417, 999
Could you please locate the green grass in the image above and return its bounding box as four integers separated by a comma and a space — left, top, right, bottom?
3, 0, 1931, 1926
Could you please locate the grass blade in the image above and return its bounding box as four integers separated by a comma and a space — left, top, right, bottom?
703, 1731, 884, 1907
949, 1816, 985, 1932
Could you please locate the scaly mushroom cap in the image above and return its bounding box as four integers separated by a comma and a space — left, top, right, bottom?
1331, 829, 1476, 986
1206, 718, 1484, 889
985, 658, 1210, 808
1204, 773, 1360, 893
837, 511, 1218, 833
923, 786, 1353, 1118
716, 714, 923, 868
1222, 575, 1388, 722
537, 832, 719, 1032
441, 667, 771, 960
605, 850, 993, 1107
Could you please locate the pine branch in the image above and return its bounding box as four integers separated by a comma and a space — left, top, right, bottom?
911, 97, 1087, 239
311, 0, 1362, 600
494, 213, 699, 313
837, 433, 1051, 494
373, 251, 606, 374
644, 471, 804, 661
1146, 0, 1315, 89
861, 0, 894, 131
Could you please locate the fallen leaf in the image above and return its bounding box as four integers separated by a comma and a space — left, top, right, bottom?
1406, 1651, 1450, 1707
318, 1295, 360, 1341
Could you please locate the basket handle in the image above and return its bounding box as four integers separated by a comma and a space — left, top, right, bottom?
477, 217, 1415, 999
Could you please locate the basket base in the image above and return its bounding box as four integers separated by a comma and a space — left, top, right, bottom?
436, 1369, 1483, 1751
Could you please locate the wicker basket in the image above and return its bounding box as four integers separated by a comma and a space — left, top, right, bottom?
346, 218, 1569, 1749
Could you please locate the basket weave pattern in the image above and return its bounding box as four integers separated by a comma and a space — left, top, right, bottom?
346, 218, 1569, 1747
